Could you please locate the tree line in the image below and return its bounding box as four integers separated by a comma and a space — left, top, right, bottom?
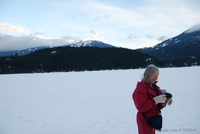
0, 46, 187, 74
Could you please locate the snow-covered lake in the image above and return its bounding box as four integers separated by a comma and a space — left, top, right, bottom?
0, 67, 200, 134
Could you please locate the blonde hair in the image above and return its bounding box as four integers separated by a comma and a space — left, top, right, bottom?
141, 64, 159, 85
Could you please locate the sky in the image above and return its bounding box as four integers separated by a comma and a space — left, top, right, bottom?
0, 0, 200, 51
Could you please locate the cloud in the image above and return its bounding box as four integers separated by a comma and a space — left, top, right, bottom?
127, 35, 133, 39
80, 29, 105, 42
94, 15, 110, 21
0, 23, 105, 51
157, 36, 169, 41
0, 33, 78, 51
80, 14, 89, 17
89, 29, 96, 34
0, 23, 52, 40
88, 0, 200, 39
62, 36, 80, 43
185, 23, 200, 33
0, 23, 69, 51
36, 35, 51, 39
0, 23, 30, 34
127, 33, 137, 39
146, 34, 154, 39
1, 1, 200, 51
85, 29, 102, 38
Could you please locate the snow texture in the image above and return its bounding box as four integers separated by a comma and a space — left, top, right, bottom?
0, 67, 200, 134
185, 24, 200, 33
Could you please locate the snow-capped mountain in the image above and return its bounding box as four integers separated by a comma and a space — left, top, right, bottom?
137, 24, 200, 61
68, 40, 116, 48
0, 40, 116, 57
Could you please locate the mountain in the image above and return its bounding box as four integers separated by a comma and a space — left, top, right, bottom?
68, 40, 116, 48
0, 40, 116, 57
0, 46, 168, 74
0, 46, 48, 57
137, 25, 200, 66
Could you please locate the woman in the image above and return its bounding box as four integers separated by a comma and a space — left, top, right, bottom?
132, 64, 171, 134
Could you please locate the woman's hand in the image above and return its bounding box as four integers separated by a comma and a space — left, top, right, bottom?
165, 98, 173, 105
153, 95, 167, 104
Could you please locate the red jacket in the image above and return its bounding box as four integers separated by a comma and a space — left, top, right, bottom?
132, 81, 165, 118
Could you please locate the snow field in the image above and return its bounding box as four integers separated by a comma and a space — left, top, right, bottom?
0, 66, 200, 134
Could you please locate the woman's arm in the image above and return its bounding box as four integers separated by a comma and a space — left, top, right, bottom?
133, 87, 156, 113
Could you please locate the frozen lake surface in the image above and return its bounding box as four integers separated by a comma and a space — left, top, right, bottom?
0, 66, 200, 134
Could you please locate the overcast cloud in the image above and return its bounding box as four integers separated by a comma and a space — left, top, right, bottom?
0, 0, 200, 51
0, 33, 78, 51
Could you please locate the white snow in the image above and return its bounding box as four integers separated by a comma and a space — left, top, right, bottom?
162, 42, 168, 47
51, 51, 57, 54
74, 40, 93, 47
0, 67, 200, 134
185, 24, 200, 33
174, 40, 181, 44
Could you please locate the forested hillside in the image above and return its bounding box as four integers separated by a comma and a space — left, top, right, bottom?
0, 46, 168, 74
